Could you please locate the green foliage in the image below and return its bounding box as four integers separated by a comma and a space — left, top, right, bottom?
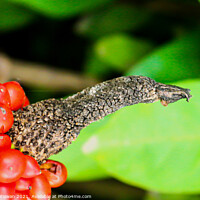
83, 80, 200, 193
127, 29, 200, 83
51, 25, 200, 193
75, 4, 152, 39
52, 78, 200, 193
9, 0, 115, 18
0, 0, 34, 31
145, 193, 200, 200
94, 34, 154, 72
84, 34, 154, 80
83, 47, 112, 79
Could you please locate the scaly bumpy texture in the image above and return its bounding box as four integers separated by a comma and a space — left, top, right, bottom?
7, 76, 191, 164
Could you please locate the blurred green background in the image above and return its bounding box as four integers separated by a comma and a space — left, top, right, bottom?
0, 0, 200, 199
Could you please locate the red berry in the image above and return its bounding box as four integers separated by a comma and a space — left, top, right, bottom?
0, 182, 15, 199
15, 177, 31, 191
3, 81, 25, 111
0, 103, 14, 133
41, 160, 67, 188
29, 174, 51, 200
0, 134, 11, 150
0, 149, 26, 183
0, 84, 11, 108
21, 155, 41, 178
23, 96, 30, 107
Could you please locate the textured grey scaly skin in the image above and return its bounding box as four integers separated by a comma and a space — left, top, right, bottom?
7, 76, 192, 164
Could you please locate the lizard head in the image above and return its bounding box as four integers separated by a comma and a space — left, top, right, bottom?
156, 83, 192, 106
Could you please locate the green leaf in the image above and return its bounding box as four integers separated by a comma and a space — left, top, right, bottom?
83, 47, 113, 79
9, 0, 115, 18
145, 192, 200, 200
94, 34, 154, 72
82, 80, 200, 193
49, 114, 109, 181
0, 1, 34, 31
127, 29, 200, 83
75, 4, 153, 39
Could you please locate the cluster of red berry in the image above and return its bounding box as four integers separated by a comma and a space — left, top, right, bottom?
0, 81, 67, 200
